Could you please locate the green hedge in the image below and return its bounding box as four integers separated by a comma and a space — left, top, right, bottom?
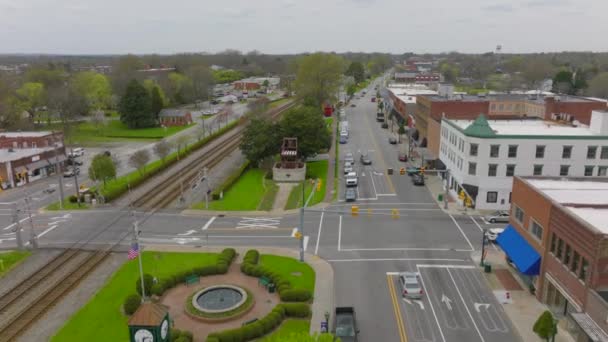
211, 161, 251, 200
240, 249, 312, 302
206, 303, 310, 342
99, 121, 240, 203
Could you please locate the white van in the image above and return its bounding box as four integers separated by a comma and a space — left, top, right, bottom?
68, 148, 85, 157
345, 172, 358, 187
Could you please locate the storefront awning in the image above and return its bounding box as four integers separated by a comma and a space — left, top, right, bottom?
496, 225, 541, 275
571, 313, 608, 342
26, 159, 50, 171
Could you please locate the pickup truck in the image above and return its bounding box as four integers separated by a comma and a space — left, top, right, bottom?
334, 307, 359, 342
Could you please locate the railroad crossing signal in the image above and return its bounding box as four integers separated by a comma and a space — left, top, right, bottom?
391, 208, 399, 219
351, 205, 359, 216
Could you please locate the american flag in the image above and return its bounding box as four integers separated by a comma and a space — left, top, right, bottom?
128, 242, 139, 260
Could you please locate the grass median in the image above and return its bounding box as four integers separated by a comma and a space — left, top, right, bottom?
0, 251, 31, 278
284, 160, 328, 210
259, 319, 311, 341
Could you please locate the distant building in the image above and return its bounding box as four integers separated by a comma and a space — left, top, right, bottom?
504, 176, 608, 341
158, 109, 193, 127
386, 84, 437, 125
233, 77, 280, 90
0, 131, 66, 189
439, 111, 608, 210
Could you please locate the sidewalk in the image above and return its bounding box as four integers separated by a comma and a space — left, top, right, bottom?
145, 245, 334, 336
272, 183, 297, 211
479, 249, 575, 342
424, 174, 487, 216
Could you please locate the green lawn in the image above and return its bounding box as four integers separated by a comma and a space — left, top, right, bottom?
284, 160, 328, 210
259, 254, 315, 292
269, 98, 291, 109
260, 319, 311, 341
192, 168, 277, 211
46, 199, 90, 211
0, 251, 31, 278
52, 251, 218, 342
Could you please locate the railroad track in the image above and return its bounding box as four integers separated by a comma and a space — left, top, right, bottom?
131, 100, 298, 210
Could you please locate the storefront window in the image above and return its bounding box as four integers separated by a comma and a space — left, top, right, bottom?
580, 258, 589, 282
564, 245, 571, 266
556, 238, 564, 259
571, 251, 579, 273
550, 233, 557, 254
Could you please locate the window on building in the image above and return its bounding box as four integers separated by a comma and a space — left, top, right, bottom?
491, 104, 496, 110
468, 162, 476, 176
556, 238, 564, 259
533, 164, 543, 176
564, 244, 571, 265
514, 205, 524, 224
536, 145, 545, 158
490, 145, 499, 158
508, 145, 518, 158
599, 166, 608, 176
601, 146, 608, 159
580, 258, 589, 282
562, 146, 573, 159
530, 220, 543, 241
587, 146, 598, 159
560, 165, 570, 176
499, 104, 504, 110
487, 191, 498, 203
571, 251, 580, 273
506, 164, 515, 177
550, 233, 557, 254
585, 166, 594, 176
470, 143, 478, 156
488, 164, 498, 177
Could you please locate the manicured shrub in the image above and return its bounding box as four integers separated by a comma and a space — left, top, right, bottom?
151, 283, 164, 296
135, 273, 154, 296
280, 288, 312, 302
123, 294, 142, 315
180, 330, 193, 341
206, 334, 220, 342
174, 337, 189, 342
280, 303, 311, 317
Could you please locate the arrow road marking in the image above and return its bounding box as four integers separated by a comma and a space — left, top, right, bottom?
403, 298, 412, 305
441, 294, 453, 311
474, 303, 491, 313
403, 297, 426, 310
178, 230, 197, 236
201, 216, 216, 230
172, 237, 201, 245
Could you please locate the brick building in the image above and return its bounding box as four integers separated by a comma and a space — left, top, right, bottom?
158, 109, 193, 127
0, 132, 66, 189
501, 176, 608, 341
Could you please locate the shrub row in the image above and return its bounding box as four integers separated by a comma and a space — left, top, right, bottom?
211, 161, 250, 200
101, 121, 239, 203
170, 328, 193, 342
206, 303, 310, 342
240, 249, 312, 302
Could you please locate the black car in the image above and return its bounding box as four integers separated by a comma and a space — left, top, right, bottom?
412, 174, 425, 186
388, 137, 397, 144
381, 122, 389, 129
334, 307, 359, 342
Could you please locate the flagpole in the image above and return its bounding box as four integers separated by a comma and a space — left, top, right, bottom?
133, 213, 146, 302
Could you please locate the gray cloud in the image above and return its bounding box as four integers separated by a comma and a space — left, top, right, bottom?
481, 4, 516, 12
525, 0, 569, 7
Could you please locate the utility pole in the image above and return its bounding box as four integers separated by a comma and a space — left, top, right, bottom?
25, 196, 38, 249
56, 144, 65, 209
12, 203, 24, 249
299, 180, 305, 262
204, 167, 209, 209
132, 211, 146, 302
71, 149, 81, 207
444, 169, 450, 210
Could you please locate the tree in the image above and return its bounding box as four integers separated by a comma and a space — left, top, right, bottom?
129, 149, 150, 175
240, 118, 281, 165
522, 59, 554, 90
88, 153, 116, 187
345, 61, 365, 84
111, 54, 144, 95
150, 85, 164, 120
174, 135, 191, 160
440, 62, 460, 83
185, 65, 213, 102
119, 80, 155, 129
71, 71, 112, 113
280, 106, 331, 159
15, 82, 46, 120
533, 310, 557, 342
398, 123, 406, 143
168, 72, 194, 104
262, 79, 270, 88
587, 72, 608, 98
294, 53, 345, 107
153, 139, 171, 163
553, 70, 574, 94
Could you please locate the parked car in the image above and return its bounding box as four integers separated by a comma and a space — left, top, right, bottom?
485, 228, 505, 242
334, 307, 359, 342
345, 188, 357, 202
412, 174, 425, 186
399, 272, 423, 299
345, 153, 354, 164
381, 122, 389, 129
340, 135, 348, 144
360, 154, 372, 165
484, 210, 510, 223
63, 168, 80, 177
350, 104, 356, 107
398, 153, 408, 162
388, 137, 397, 144
66, 158, 83, 166
68, 147, 85, 158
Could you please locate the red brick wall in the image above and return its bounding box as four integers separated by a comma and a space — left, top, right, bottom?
428, 101, 490, 121
0, 132, 64, 149
544, 97, 606, 125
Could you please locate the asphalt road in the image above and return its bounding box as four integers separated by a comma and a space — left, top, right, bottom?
0, 80, 519, 342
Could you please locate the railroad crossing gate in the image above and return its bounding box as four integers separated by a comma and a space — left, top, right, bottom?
128, 302, 171, 342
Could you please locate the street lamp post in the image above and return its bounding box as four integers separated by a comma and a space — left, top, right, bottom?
299, 179, 305, 262
55, 143, 65, 210
481, 228, 488, 267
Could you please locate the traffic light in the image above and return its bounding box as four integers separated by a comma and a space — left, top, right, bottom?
420, 167, 425, 175
391, 208, 399, 219
351, 205, 359, 216
294, 231, 303, 240
399, 167, 406, 175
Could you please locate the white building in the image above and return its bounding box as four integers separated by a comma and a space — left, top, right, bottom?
439, 110, 608, 210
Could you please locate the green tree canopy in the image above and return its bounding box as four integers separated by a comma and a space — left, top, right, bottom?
119, 79, 155, 128
168, 72, 194, 104
185, 65, 213, 101
213, 69, 244, 84
294, 53, 345, 107
587, 72, 608, 98
71, 71, 112, 112
280, 106, 331, 159
149, 85, 165, 120
240, 117, 281, 165
553, 70, 575, 94
533, 310, 557, 342
15, 82, 46, 119
346, 61, 365, 84
88, 153, 116, 186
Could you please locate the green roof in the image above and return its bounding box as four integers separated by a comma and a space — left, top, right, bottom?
462, 114, 496, 138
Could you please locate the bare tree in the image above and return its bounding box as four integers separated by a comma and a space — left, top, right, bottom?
195, 123, 206, 141
153, 139, 171, 163
129, 150, 150, 175
174, 134, 191, 160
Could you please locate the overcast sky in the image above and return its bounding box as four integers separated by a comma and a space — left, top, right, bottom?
1, 0, 607, 55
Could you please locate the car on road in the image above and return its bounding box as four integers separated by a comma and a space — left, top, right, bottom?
398, 153, 408, 162
406, 166, 420, 176
339, 135, 348, 144
484, 210, 510, 223
334, 307, 359, 342
345, 172, 358, 187
42, 188, 56, 194
360, 154, 372, 165
399, 272, 423, 299
68, 147, 85, 158
388, 137, 397, 144
350, 103, 356, 107
66, 157, 83, 166
485, 228, 505, 242
345, 153, 354, 164
63, 167, 80, 177
381, 122, 389, 129
371, 97, 376, 102
344, 164, 354, 174
412, 174, 425, 186
345, 188, 357, 202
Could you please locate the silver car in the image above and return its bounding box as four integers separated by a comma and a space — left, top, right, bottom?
399, 272, 423, 299
345, 152, 354, 164
484, 210, 510, 223
345, 188, 357, 202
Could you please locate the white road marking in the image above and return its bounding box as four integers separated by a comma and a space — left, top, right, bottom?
303, 235, 309, 252
38, 225, 58, 238
470, 216, 499, 251
369, 169, 379, 198
314, 211, 324, 255
449, 214, 475, 251
415, 300, 425, 310
178, 230, 197, 236
236, 217, 280, 229
335, 258, 468, 263
416, 265, 447, 342
416, 264, 476, 269
446, 268, 485, 342
291, 227, 298, 237
329, 202, 436, 207
474, 303, 491, 312
337, 215, 342, 251
201, 216, 216, 230
376, 193, 397, 197
441, 294, 453, 311
340, 247, 473, 252
3, 217, 30, 231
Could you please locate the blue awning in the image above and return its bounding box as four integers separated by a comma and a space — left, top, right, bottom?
496, 225, 541, 275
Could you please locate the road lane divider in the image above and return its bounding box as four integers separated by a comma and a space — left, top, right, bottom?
386, 274, 408, 342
